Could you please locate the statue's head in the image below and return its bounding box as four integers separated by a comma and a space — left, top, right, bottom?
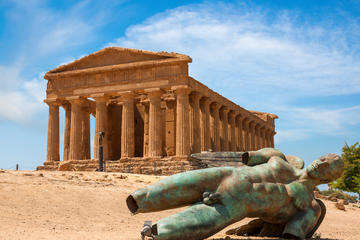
306, 153, 344, 183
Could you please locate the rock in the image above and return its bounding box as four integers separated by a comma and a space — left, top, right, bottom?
335, 200, 345, 210
58, 161, 75, 171
314, 191, 327, 200
343, 200, 349, 205
330, 196, 338, 202
133, 167, 142, 174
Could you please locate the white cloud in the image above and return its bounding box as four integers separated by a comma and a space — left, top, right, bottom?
0, 66, 46, 123
0, 0, 110, 123
109, 3, 360, 104
7, 0, 108, 57
0, 65, 22, 90
274, 105, 360, 143
108, 2, 360, 143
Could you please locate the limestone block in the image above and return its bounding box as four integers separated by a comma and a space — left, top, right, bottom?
335, 200, 346, 210
58, 161, 75, 171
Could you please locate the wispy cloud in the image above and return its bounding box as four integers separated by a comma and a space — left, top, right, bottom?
109, 3, 360, 102
275, 105, 360, 143
0, 67, 46, 123
0, 0, 113, 123
109, 2, 360, 142
6, 0, 107, 57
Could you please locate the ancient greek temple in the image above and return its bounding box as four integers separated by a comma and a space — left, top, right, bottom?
38, 47, 277, 174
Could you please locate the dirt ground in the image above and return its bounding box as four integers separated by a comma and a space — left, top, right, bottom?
0, 170, 359, 240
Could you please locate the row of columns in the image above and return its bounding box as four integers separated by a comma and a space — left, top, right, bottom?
190, 94, 275, 154
45, 87, 276, 162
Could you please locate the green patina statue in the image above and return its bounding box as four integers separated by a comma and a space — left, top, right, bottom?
126, 148, 344, 240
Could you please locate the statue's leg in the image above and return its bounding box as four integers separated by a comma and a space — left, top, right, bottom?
127, 167, 234, 214
152, 202, 245, 240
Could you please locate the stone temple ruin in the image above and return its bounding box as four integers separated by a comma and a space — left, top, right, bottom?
37, 47, 277, 174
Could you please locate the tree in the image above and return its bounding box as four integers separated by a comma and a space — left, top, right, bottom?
331, 142, 360, 199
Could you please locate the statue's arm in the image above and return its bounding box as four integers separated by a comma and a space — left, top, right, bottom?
282, 200, 321, 239
247, 148, 287, 166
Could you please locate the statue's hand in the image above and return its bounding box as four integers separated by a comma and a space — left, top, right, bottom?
203, 192, 222, 205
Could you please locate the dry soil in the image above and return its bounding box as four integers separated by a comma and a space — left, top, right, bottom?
0, 170, 359, 240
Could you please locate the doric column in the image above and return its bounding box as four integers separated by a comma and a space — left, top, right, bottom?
228, 111, 236, 151
249, 120, 256, 151
259, 126, 266, 148
189, 92, 201, 154
69, 97, 85, 160
211, 102, 221, 152
62, 102, 71, 161
264, 128, 268, 148
45, 100, 60, 162
200, 97, 211, 152
268, 129, 272, 147
93, 94, 109, 160
146, 88, 164, 157
120, 91, 135, 158
271, 130, 276, 147
220, 107, 229, 151
254, 124, 261, 150
242, 118, 250, 151
173, 86, 191, 156
236, 114, 244, 151
82, 105, 91, 160
143, 102, 149, 157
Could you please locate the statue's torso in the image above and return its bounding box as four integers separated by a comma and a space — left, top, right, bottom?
230, 157, 314, 223
246, 156, 300, 184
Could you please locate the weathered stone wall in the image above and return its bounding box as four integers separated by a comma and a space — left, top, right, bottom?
38, 157, 209, 175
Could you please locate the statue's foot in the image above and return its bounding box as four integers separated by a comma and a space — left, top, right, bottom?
203, 191, 221, 205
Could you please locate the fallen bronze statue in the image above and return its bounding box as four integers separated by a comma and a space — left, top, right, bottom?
126, 148, 344, 240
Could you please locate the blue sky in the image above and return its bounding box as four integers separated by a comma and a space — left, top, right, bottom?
0, 0, 359, 170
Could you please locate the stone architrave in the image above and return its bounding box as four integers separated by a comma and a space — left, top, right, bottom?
119, 91, 135, 158
228, 111, 236, 151
45, 100, 60, 162
200, 97, 211, 152
146, 88, 164, 157
189, 92, 201, 154
211, 102, 221, 152
68, 97, 86, 160
173, 86, 191, 156
93, 94, 109, 160
62, 102, 71, 161
220, 107, 229, 151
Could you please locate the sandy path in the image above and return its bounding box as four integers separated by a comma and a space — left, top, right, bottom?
0, 170, 358, 240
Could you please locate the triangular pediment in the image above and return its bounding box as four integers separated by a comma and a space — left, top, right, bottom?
46, 47, 191, 76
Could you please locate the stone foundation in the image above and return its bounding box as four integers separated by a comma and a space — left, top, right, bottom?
37, 156, 208, 175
